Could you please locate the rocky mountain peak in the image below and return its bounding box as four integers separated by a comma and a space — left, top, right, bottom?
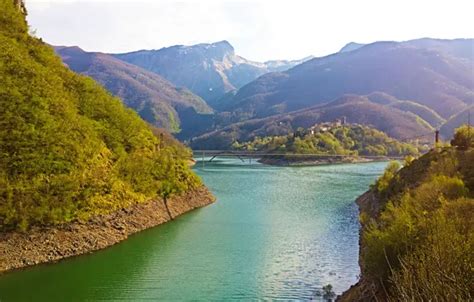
185, 40, 235, 60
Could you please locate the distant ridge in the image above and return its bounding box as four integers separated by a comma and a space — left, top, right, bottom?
440, 105, 474, 139
113, 41, 313, 105
55, 45, 213, 135
220, 38, 474, 122
190, 94, 435, 150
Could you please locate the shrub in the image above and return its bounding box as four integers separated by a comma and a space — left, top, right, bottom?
362, 172, 471, 295
373, 161, 401, 193
389, 198, 474, 301
451, 124, 474, 150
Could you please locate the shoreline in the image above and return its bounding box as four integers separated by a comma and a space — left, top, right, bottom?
0, 186, 215, 274
337, 190, 380, 301
257, 156, 392, 167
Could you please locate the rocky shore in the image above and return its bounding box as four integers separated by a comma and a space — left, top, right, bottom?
0, 186, 215, 274
337, 190, 384, 301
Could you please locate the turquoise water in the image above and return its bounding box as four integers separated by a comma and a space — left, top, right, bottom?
0, 158, 387, 301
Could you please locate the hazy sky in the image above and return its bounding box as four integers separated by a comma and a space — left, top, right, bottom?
26, 0, 474, 61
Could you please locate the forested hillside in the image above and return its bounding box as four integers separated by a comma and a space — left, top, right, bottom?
191, 95, 434, 150
340, 126, 474, 301
187, 39, 472, 145
0, 0, 201, 230
55, 46, 213, 135
54, 38, 472, 145
220, 39, 474, 121
232, 124, 420, 157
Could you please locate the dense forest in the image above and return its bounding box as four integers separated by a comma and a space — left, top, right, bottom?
342, 125, 474, 300
231, 124, 421, 157
0, 0, 201, 231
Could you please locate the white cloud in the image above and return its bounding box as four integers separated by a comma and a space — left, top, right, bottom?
25, 0, 474, 61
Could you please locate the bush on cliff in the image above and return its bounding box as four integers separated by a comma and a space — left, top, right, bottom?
451, 124, 474, 150
390, 198, 474, 301
360, 129, 474, 300
0, 0, 201, 231
373, 161, 400, 194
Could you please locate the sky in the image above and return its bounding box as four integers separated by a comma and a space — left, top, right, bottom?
26, 0, 474, 61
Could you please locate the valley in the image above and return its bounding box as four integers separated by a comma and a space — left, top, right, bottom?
1, 0, 473, 301
56, 37, 473, 145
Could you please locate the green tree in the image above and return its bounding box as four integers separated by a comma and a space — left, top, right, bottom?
373, 161, 400, 193
0, 0, 201, 230
159, 181, 174, 220
451, 124, 473, 150
232, 124, 420, 158
359, 147, 473, 300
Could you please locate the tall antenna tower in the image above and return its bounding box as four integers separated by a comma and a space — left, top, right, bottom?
468, 109, 471, 145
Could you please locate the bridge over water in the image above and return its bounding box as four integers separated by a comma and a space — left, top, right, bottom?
192, 150, 404, 165
191, 129, 436, 165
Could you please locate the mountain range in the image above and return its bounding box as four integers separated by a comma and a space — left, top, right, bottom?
339, 38, 474, 59
219, 38, 473, 123
55, 41, 314, 137
114, 41, 313, 105
56, 38, 473, 145
55, 46, 213, 136
189, 93, 437, 149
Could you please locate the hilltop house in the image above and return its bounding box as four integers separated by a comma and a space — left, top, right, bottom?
308, 117, 347, 135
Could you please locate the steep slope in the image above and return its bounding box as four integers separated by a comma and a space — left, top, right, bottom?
55, 46, 213, 134
0, 0, 207, 231
223, 39, 474, 121
340, 142, 474, 301
114, 41, 312, 104
191, 95, 433, 150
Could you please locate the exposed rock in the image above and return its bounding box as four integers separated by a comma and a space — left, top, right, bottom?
337, 190, 383, 302
0, 186, 215, 274
114, 41, 312, 105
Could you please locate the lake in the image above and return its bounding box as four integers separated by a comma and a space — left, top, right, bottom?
0, 158, 387, 301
